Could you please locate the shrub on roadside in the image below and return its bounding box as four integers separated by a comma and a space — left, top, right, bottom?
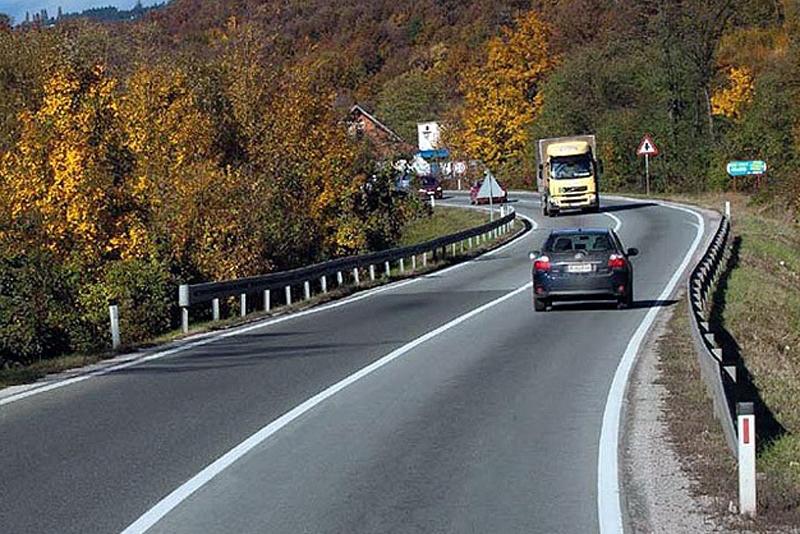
0, 251, 75, 366
73, 259, 174, 353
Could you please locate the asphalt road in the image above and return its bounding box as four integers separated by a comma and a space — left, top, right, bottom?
0, 192, 711, 534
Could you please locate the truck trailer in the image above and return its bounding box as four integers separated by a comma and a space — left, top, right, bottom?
536, 135, 602, 216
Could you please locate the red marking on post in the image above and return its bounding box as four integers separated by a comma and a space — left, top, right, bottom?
743, 417, 750, 445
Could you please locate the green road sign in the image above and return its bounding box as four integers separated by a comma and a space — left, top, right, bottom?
726, 160, 767, 177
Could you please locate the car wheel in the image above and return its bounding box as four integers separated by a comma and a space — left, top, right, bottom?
617, 292, 633, 309
534, 297, 548, 312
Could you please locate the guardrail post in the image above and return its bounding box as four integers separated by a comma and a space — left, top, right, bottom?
178, 284, 190, 334
411, 255, 416, 271
264, 289, 270, 312
240, 293, 247, 318
337, 271, 343, 286
304, 280, 311, 300
423, 252, 428, 267
399, 258, 405, 274
321, 276, 327, 294
369, 265, 376, 281
285, 285, 292, 306
212, 298, 220, 321
737, 402, 757, 516
384, 261, 391, 277
725, 200, 731, 219
109, 304, 120, 349
460, 240, 464, 253
468, 237, 473, 249
430, 195, 436, 208
353, 267, 360, 285
451, 243, 456, 256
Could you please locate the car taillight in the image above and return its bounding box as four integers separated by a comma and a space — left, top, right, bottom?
608, 254, 626, 269
534, 256, 551, 272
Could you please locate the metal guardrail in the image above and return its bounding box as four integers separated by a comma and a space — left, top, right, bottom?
687, 213, 738, 454
177, 209, 518, 332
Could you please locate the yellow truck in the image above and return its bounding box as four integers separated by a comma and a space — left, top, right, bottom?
536, 135, 602, 216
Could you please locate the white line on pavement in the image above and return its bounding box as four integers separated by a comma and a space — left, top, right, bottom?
603, 212, 622, 232
119, 281, 534, 534
597, 202, 705, 534
0, 210, 532, 408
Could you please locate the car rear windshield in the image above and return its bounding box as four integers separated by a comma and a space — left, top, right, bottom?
422, 177, 438, 186
545, 233, 614, 253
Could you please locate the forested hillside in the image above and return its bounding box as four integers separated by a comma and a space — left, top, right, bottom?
0, 0, 797, 365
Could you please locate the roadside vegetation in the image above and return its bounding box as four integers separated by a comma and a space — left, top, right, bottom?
0, 205, 508, 389
659, 193, 800, 526
399, 207, 489, 247
1, 0, 799, 509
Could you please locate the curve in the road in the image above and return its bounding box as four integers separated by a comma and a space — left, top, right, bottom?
0, 193, 713, 534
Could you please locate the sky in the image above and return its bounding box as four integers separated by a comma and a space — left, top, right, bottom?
0, 1, 160, 23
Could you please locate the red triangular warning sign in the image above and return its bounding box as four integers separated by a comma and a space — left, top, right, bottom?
637, 134, 659, 157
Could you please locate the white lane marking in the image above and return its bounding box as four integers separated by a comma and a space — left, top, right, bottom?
0, 210, 533, 408
120, 281, 533, 534
603, 212, 622, 232
597, 202, 705, 534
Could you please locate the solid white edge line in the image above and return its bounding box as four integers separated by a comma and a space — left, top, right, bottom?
604, 212, 623, 232
119, 281, 533, 534
597, 202, 705, 534
0, 207, 535, 408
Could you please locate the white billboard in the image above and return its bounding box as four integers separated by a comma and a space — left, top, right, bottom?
417, 122, 440, 151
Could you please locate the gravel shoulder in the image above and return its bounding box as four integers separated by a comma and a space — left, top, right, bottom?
622, 296, 727, 533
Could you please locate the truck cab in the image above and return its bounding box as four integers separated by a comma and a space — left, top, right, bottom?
537, 136, 601, 216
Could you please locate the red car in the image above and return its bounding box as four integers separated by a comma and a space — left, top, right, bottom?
417, 176, 443, 199
470, 179, 508, 205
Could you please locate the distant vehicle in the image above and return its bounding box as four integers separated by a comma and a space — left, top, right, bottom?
418, 176, 443, 199
469, 178, 508, 205
395, 174, 413, 195
530, 228, 637, 311
536, 135, 602, 216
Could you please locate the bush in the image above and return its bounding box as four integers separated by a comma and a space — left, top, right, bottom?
0, 251, 75, 365
73, 259, 174, 353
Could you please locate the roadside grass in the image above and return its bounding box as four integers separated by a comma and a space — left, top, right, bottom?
0, 208, 520, 391
658, 297, 739, 521
656, 192, 800, 526
399, 206, 489, 246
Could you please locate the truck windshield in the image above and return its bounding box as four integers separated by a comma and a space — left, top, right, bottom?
551, 155, 593, 179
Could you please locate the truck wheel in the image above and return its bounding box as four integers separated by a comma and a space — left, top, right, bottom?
534, 297, 548, 312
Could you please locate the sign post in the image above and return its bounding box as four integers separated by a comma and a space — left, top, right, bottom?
636, 134, 660, 196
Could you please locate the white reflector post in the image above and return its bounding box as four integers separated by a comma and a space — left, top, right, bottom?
737, 402, 757, 516
109, 304, 120, 350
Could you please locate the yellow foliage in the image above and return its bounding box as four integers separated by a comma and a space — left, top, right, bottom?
0, 60, 135, 265
449, 10, 556, 170
711, 67, 755, 121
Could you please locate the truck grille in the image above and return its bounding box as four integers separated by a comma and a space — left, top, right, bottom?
563, 186, 588, 193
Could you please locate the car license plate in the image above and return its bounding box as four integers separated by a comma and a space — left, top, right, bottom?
567, 263, 593, 273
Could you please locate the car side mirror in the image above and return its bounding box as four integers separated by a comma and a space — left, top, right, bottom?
529, 250, 540, 260
627, 248, 639, 257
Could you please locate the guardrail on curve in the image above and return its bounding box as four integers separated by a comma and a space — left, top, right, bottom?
687, 212, 738, 453
177, 209, 518, 333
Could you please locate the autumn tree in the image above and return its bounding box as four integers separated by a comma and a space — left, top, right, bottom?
449, 10, 556, 181
0, 59, 135, 267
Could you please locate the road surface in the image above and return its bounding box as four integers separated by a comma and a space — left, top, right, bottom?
0, 192, 711, 533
